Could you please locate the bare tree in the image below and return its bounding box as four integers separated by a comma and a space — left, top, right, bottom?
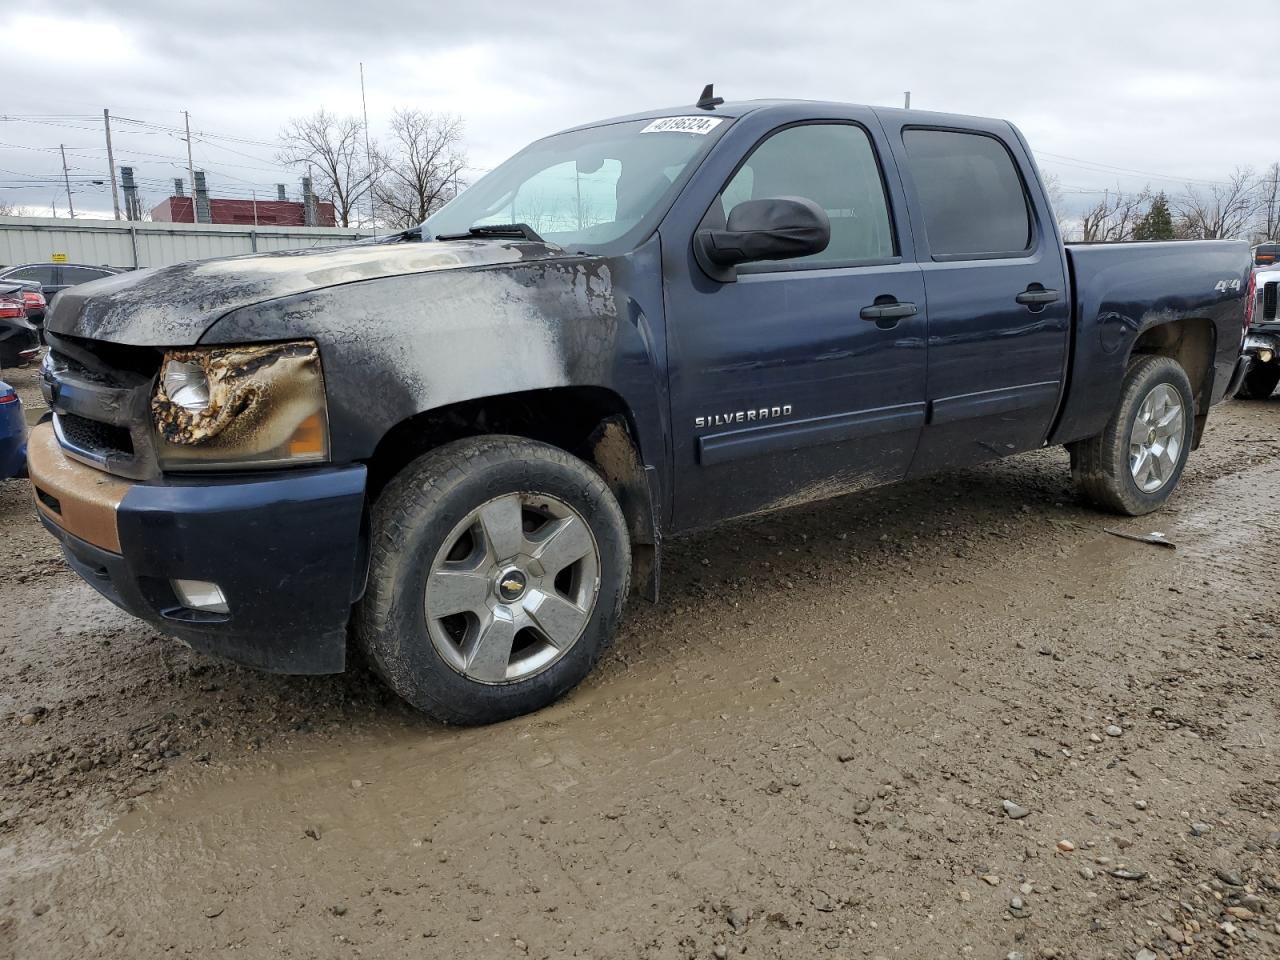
1079, 187, 1151, 242
277, 109, 374, 227
1175, 167, 1258, 240
1255, 162, 1280, 242
373, 109, 466, 229
0, 200, 27, 217
1040, 171, 1074, 238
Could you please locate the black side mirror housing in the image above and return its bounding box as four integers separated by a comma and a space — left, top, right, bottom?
695, 197, 831, 282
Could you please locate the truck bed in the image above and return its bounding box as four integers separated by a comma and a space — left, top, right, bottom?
1050, 239, 1250, 446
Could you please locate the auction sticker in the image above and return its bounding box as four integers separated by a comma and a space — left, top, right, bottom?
640, 116, 724, 135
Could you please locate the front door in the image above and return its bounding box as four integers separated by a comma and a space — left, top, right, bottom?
664, 116, 927, 530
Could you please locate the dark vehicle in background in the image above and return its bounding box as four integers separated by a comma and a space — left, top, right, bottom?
0, 282, 41, 367
28, 95, 1253, 725
1237, 266, 1280, 399
0, 263, 121, 314
0, 277, 48, 328
0, 380, 26, 479
1256, 243, 1279, 268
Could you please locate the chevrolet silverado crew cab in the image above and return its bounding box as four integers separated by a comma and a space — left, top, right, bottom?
29, 93, 1253, 725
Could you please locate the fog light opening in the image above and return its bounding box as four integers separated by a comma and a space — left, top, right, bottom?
172, 579, 230, 614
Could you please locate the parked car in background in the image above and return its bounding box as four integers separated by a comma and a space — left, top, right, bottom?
0, 277, 48, 328
0, 379, 26, 479
0, 263, 121, 307
0, 282, 40, 367
29, 95, 1253, 725
1238, 266, 1280, 399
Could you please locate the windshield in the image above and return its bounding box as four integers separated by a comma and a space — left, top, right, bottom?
422, 116, 729, 252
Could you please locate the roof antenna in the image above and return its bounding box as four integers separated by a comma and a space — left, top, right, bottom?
696, 83, 724, 111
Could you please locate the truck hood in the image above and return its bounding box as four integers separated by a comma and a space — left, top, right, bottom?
45, 238, 571, 346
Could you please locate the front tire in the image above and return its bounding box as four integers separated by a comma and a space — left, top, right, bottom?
1069, 355, 1194, 516
355, 435, 630, 725
1235, 361, 1280, 400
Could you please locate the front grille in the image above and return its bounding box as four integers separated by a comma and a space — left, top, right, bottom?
43, 340, 159, 480
1265, 281, 1278, 323
56, 412, 134, 458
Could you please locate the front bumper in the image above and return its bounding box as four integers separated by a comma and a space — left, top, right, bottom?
27, 422, 367, 674
1243, 330, 1280, 360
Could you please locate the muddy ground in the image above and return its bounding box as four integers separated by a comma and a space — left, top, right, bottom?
2, 357, 1279, 960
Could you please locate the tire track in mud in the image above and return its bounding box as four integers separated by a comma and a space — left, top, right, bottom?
5, 395, 1280, 959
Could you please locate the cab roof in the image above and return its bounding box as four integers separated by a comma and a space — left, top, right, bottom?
558, 98, 1007, 135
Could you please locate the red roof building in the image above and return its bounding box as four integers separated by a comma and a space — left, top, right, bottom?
150, 195, 337, 227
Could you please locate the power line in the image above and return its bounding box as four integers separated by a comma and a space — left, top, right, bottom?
1034, 151, 1234, 188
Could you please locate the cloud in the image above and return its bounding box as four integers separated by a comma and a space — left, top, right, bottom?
2, 0, 1276, 220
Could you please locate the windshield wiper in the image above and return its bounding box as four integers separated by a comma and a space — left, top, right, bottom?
434, 223, 545, 243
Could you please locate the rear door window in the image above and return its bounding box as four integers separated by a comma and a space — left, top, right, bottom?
901, 129, 1032, 259
60, 266, 113, 285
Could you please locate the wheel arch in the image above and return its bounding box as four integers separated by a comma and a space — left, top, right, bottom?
364, 386, 661, 601
1127, 316, 1216, 447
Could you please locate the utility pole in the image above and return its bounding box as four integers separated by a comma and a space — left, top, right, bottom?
59, 144, 75, 219
103, 109, 121, 220
904, 91, 911, 109
184, 110, 199, 223
360, 62, 376, 236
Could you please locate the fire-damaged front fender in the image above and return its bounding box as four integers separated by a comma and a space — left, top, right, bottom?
200, 241, 672, 541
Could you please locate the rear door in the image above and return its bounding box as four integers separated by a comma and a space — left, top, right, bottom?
879, 118, 1070, 476
662, 108, 927, 530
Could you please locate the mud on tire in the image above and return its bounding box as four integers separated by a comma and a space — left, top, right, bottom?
1068, 355, 1195, 516
354, 435, 630, 725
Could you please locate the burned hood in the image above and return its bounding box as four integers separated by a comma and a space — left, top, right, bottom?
45, 238, 571, 346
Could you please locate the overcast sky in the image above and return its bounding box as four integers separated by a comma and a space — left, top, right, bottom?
2, 1, 1276, 221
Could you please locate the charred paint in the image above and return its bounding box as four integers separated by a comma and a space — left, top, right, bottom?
44, 239, 575, 346
200, 243, 667, 480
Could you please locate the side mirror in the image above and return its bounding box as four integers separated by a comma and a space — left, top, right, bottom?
695, 197, 831, 282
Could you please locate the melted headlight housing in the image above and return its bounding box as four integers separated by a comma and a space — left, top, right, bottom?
152, 340, 329, 470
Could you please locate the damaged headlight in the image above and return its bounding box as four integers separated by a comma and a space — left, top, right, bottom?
151, 340, 329, 470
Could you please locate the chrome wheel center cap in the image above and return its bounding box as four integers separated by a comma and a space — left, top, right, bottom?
497, 568, 528, 603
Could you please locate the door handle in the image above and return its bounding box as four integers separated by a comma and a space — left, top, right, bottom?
1015, 286, 1060, 306
859, 301, 918, 321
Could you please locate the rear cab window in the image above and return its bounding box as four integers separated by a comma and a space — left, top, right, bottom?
900, 128, 1033, 259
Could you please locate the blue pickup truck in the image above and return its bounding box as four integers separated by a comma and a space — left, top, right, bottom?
29, 94, 1252, 724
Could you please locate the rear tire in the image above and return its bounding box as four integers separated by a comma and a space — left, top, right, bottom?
1069, 355, 1194, 516
1235, 361, 1280, 400
355, 435, 630, 725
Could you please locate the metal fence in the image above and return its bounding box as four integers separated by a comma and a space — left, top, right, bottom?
0, 216, 372, 271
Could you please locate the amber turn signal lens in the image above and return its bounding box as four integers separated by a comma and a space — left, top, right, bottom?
288, 412, 326, 458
